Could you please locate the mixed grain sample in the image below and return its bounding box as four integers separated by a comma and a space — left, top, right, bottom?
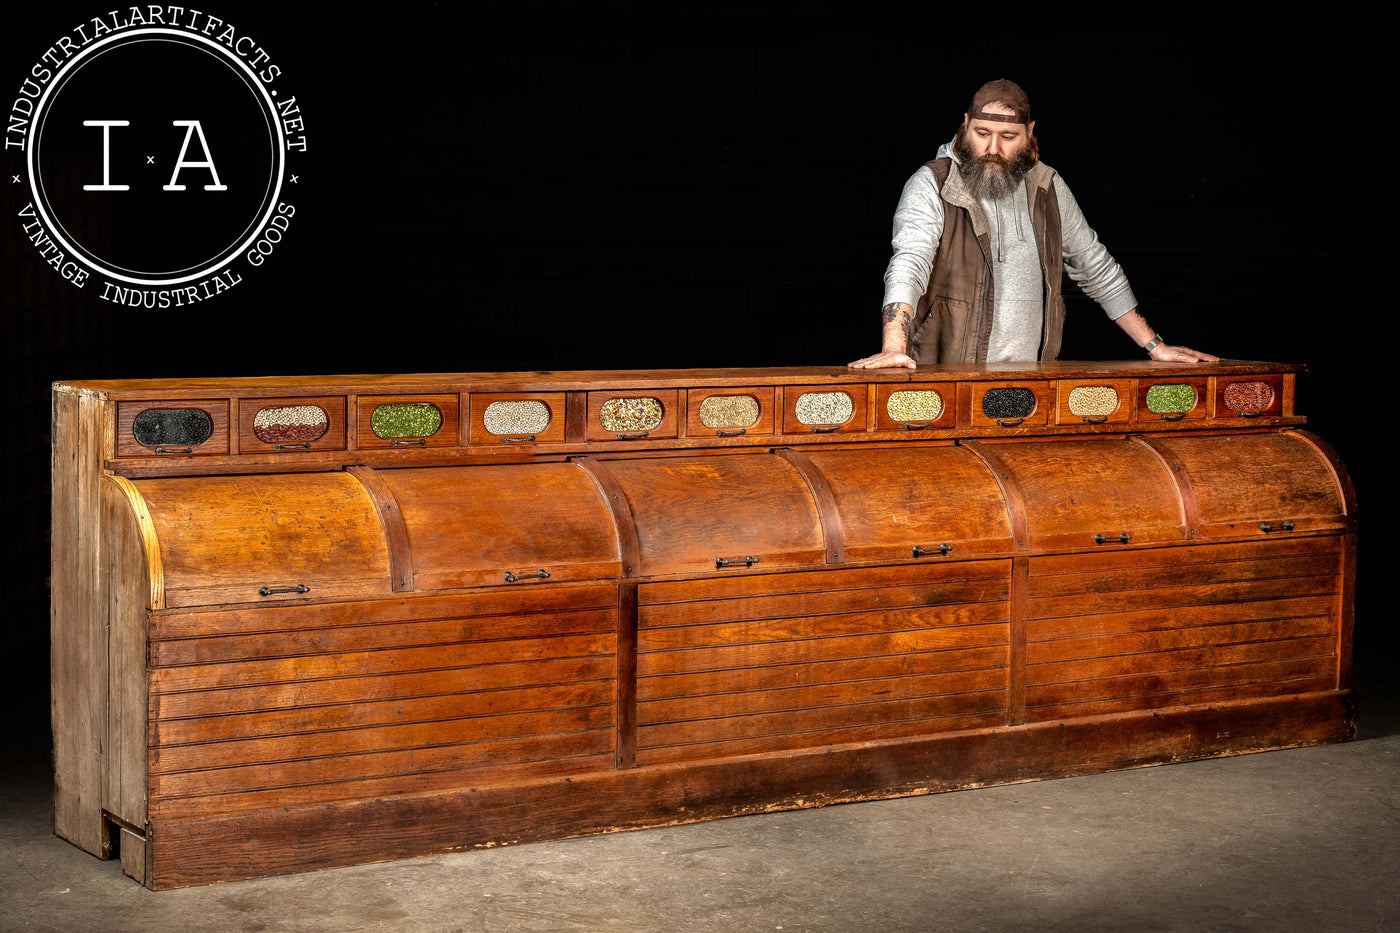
698, 395, 760, 430
600, 397, 663, 432
252, 405, 329, 443
794, 391, 853, 425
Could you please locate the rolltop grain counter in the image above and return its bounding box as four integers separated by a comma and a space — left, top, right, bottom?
51, 362, 1356, 888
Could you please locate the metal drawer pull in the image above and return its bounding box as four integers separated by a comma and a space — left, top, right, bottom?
913, 544, 952, 557
902, 421, 931, 430
617, 431, 650, 440
504, 569, 551, 583
390, 438, 426, 447
154, 446, 193, 455
274, 442, 312, 450
996, 418, 1024, 427
716, 556, 760, 568
259, 584, 310, 597
1081, 416, 1108, 424
1259, 521, 1295, 533
810, 424, 841, 434
716, 428, 747, 437
1094, 533, 1132, 545
1238, 410, 1261, 418
501, 434, 537, 443
1160, 412, 1186, 421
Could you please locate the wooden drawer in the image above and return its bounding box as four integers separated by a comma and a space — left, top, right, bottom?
684, 386, 775, 438
780, 385, 868, 435
116, 399, 230, 457
468, 392, 566, 445
873, 384, 956, 432
962, 381, 1050, 429
586, 389, 679, 441
1215, 374, 1286, 419
1136, 376, 1209, 423
1053, 378, 1134, 425
237, 396, 346, 453
355, 394, 460, 449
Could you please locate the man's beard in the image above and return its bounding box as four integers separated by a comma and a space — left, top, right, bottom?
954, 132, 1036, 200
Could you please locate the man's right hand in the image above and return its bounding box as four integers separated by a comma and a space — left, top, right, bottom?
848, 351, 917, 370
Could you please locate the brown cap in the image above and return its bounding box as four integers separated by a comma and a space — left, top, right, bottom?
968, 79, 1031, 125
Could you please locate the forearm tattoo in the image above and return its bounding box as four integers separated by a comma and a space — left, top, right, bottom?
881, 302, 912, 337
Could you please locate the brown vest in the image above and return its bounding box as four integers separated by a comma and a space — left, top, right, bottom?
905, 158, 1065, 363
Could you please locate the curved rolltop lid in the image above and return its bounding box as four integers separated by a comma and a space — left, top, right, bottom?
124, 473, 393, 608
598, 454, 826, 576
963, 437, 1186, 550
1143, 432, 1351, 537
375, 463, 621, 590
796, 446, 1014, 561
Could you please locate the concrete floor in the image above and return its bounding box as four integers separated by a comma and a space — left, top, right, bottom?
3, 682, 1396, 933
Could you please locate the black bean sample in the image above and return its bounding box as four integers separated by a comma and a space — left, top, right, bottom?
982, 388, 1036, 419
133, 409, 214, 447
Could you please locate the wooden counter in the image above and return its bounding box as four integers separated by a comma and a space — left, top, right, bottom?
51, 362, 1356, 888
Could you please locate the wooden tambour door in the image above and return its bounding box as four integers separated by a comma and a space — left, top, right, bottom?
635, 562, 1012, 766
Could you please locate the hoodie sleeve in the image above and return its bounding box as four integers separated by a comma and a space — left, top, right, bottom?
881, 165, 945, 310
1053, 173, 1138, 320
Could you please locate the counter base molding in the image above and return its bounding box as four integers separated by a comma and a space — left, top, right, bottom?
50, 364, 1356, 888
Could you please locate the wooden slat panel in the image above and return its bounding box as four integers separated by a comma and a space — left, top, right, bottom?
639, 667, 1006, 725
1026, 675, 1337, 722
1027, 552, 1343, 599
638, 624, 1009, 677
156, 681, 615, 746
1027, 575, 1340, 621
153, 704, 616, 774
151, 633, 616, 694
1027, 635, 1337, 686
639, 560, 1009, 605
152, 730, 615, 800
640, 602, 1008, 653
151, 582, 619, 639
1026, 656, 1337, 709
153, 751, 618, 820
1028, 594, 1336, 642
641, 571, 1011, 629
152, 607, 616, 666
1029, 536, 1340, 577
639, 645, 1008, 701
1027, 615, 1337, 665
153, 656, 616, 719
638, 707, 1008, 765
642, 689, 1006, 747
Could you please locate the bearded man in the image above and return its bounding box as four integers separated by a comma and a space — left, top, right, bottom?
849, 79, 1215, 369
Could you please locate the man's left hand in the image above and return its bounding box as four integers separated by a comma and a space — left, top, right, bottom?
1148, 343, 1219, 363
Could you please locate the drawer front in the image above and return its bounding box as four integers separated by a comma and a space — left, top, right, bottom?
356, 394, 460, 449
586, 390, 680, 441
780, 385, 868, 435
1215, 375, 1285, 418
964, 381, 1050, 428
469, 392, 567, 445
685, 386, 776, 438
1137, 377, 1209, 423
116, 400, 231, 457
1054, 379, 1134, 425
874, 385, 956, 432
238, 396, 347, 453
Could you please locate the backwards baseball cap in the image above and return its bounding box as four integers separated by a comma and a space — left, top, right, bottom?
968, 79, 1031, 125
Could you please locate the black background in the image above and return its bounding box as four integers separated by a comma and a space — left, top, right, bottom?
0, 5, 1386, 724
